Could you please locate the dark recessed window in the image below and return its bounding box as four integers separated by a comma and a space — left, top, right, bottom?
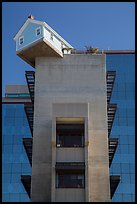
50, 33, 53, 40
36, 27, 41, 36
56, 124, 84, 147
56, 172, 85, 188
19, 36, 24, 45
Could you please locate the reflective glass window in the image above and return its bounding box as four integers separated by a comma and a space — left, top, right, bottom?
10, 194, 20, 202
12, 164, 22, 173
2, 193, 10, 201
122, 174, 130, 183
122, 194, 132, 202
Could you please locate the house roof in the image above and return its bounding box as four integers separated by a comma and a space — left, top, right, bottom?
13, 18, 73, 48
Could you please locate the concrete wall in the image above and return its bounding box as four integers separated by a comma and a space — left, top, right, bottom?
31, 54, 110, 202
55, 189, 85, 202
56, 148, 84, 162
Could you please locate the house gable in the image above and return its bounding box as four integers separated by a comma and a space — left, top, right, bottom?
16, 22, 43, 51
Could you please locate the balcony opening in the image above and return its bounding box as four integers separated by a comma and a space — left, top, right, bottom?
56, 170, 85, 188
56, 117, 84, 148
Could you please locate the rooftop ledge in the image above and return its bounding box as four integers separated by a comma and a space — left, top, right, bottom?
17, 41, 135, 68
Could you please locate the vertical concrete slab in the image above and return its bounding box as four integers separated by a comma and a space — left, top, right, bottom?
31, 54, 110, 202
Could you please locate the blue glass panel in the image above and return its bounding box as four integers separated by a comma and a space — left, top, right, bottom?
2, 173, 11, 183
121, 163, 130, 173
11, 173, 21, 182
2, 164, 12, 173
118, 117, 127, 126
120, 145, 129, 154
21, 163, 31, 174
122, 183, 132, 194
2, 183, 9, 193
129, 154, 135, 163
10, 193, 20, 202
122, 194, 132, 202
119, 136, 128, 144
11, 183, 25, 193
118, 108, 126, 118
131, 184, 135, 194
13, 135, 22, 144
122, 174, 130, 183
127, 108, 135, 118
112, 194, 122, 202
129, 145, 135, 154
2, 193, 10, 202
2, 153, 13, 163
20, 194, 30, 202
112, 163, 121, 174
126, 91, 134, 100
129, 164, 135, 173
117, 82, 125, 92
131, 194, 135, 201
130, 174, 135, 184
115, 182, 123, 193
3, 145, 13, 153
12, 164, 22, 173
12, 154, 22, 163
3, 135, 13, 145
127, 117, 135, 126
128, 135, 135, 144
112, 154, 121, 163
120, 154, 130, 163
13, 145, 23, 153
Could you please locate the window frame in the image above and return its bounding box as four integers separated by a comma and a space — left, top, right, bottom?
19, 36, 24, 45
50, 32, 54, 40
56, 124, 84, 148
56, 172, 85, 188
35, 27, 41, 36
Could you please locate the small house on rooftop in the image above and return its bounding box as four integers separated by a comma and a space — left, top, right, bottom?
13, 15, 73, 68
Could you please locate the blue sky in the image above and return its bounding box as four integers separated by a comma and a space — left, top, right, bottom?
2, 2, 135, 96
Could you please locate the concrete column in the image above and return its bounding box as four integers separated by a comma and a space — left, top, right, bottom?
51, 117, 56, 202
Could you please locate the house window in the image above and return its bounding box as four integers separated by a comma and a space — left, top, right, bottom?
36, 27, 41, 36
56, 118, 84, 147
19, 36, 24, 45
56, 172, 85, 188
50, 32, 53, 40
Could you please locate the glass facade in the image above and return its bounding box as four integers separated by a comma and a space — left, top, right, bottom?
2, 104, 32, 202
106, 54, 135, 202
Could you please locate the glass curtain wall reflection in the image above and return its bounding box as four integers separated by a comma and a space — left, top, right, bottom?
106, 53, 135, 202
2, 104, 31, 202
